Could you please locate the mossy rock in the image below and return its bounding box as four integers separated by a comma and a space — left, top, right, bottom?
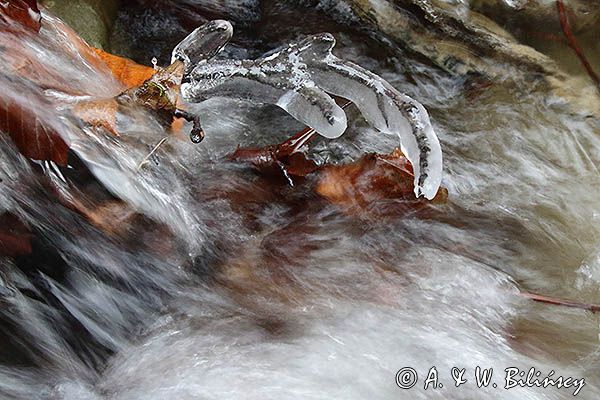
43, 0, 119, 50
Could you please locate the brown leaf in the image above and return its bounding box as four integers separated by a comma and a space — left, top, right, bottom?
0, 4, 180, 164
229, 145, 319, 183
0, 0, 41, 32
228, 126, 319, 183
69, 197, 137, 237
73, 55, 185, 137
107, 59, 186, 132
92, 48, 156, 89
0, 85, 70, 165
0, 213, 33, 257
316, 148, 447, 214
0, 14, 105, 95
0, 2, 83, 165
73, 98, 119, 136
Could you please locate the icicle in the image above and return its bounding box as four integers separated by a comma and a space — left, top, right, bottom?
296, 34, 442, 199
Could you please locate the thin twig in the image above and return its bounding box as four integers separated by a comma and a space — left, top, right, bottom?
137, 136, 169, 171
556, 0, 600, 91
520, 291, 600, 313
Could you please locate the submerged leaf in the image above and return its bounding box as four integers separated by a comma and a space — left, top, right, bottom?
228, 126, 319, 184
75, 54, 186, 137
0, 0, 41, 32
0, 213, 33, 257
122, 60, 184, 114
230, 128, 446, 215
0, 83, 69, 165
316, 148, 447, 214
73, 98, 119, 136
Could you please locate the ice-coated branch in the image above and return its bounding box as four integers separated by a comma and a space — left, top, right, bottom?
298, 34, 442, 200
179, 26, 442, 199
180, 57, 347, 139
171, 20, 233, 73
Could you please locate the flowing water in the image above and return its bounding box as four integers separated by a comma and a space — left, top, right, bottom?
1, 2, 600, 399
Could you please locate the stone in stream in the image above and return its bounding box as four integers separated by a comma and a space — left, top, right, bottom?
316, 0, 600, 117
472, 0, 600, 34
44, 0, 119, 49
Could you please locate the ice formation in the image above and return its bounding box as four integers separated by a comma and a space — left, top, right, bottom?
171, 20, 233, 73
179, 25, 442, 199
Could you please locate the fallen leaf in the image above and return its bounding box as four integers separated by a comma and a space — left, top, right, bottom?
0, 11, 106, 95
121, 60, 184, 113
230, 130, 447, 216
92, 48, 156, 89
0, 81, 70, 165
90, 49, 185, 118
0, 1, 75, 164
316, 148, 447, 214
72, 55, 186, 138
228, 126, 319, 184
0, 1, 187, 166
70, 197, 137, 236
73, 98, 119, 136
228, 104, 350, 181
0, 0, 41, 32
0, 213, 33, 257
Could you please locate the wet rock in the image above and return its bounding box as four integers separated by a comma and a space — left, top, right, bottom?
319, 0, 600, 116
471, 0, 600, 79
110, 3, 188, 65
472, 0, 600, 34
153, 0, 261, 29
109, 0, 261, 65
43, 0, 119, 49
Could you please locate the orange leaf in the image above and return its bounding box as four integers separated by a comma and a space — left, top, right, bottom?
92, 48, 156, 89
73, 56, 185, 138
73, 98, 119, 136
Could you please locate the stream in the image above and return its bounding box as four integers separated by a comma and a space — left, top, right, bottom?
1, 1, 600, 399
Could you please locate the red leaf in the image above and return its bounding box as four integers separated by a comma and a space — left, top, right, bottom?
0, 0, 41, 32
0, 83, 70, 165
228, 126, 319, 183
0, 213, 33, 257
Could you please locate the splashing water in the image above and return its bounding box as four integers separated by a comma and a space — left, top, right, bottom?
1, 5, 600, 400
